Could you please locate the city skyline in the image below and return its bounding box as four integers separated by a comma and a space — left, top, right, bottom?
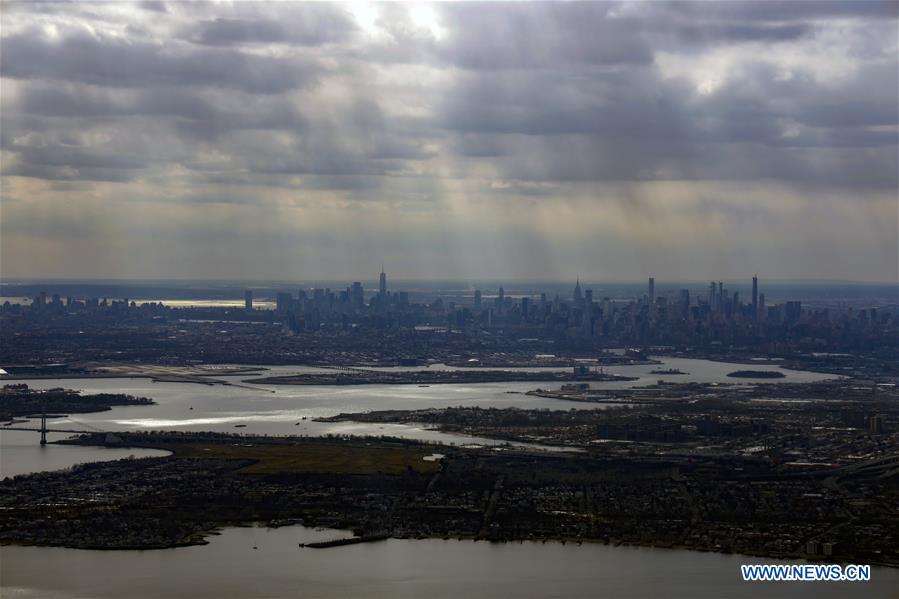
1, 1, 897, 282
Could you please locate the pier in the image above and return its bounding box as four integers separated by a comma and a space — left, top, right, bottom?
300, 533, 390, 549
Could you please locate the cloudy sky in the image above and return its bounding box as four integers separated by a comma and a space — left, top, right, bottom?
1, 1, 897, 282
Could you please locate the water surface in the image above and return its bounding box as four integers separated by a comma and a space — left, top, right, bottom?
2, 525, 894, 599
1, 357, 836, 476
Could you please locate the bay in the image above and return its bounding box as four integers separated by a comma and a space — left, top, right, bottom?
2, 525, 895, 599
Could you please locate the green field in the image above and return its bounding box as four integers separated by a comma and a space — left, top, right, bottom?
173, 441, 440, 475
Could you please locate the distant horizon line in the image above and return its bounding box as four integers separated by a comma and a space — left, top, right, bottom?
1, 276, 897, 286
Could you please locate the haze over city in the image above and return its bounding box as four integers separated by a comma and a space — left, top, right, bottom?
2, 1, 897, 282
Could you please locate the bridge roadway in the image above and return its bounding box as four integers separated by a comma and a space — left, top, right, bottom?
2, 427, 97, 435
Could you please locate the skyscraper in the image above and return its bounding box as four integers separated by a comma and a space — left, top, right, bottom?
276, 292, 292, 313
648, 277, 655, 307
351, 282, 364, 308
679, 289, 690, 318
785, 300, 802, 324
751, 275, 758, 322
474, 289, 482, 310
379, 266, 387, 297
245, 289, 253, 311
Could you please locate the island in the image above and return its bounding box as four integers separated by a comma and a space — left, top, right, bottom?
1, 364, 268, 386
444, 352, 661, 368
0, 384, 154, 422
727, 370, 786, 379
244, 367, 637, 386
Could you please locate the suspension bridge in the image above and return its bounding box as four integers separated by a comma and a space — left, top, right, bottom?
2, 408, 111, 445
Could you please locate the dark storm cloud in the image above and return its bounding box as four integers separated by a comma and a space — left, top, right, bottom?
435, 23, 897, 189
15, 84, 120, 118
2, 0, 893, 190
4, 162, 141, 183
0, 0, 894, 193
16, 82, 310, 138
138, 1, 168, 13
1, 125, 150, 182
452, 134, 508, 158
299, 175, 387, 191
183, 6, 357, 47
665, 23, 812, 44
654, 1, 899, 22
424, 2, 832, 69
1, 0, 78, 16
241, 148, 404, 178
440, 69, 696, 138
12, 144, 144, 170
436, 3, 653, 69
772, 128, 899, 149
480, 132, 899, 190
0, 29, 321, 93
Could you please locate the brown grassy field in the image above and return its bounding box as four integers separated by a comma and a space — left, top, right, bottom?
172, 441, 440, 475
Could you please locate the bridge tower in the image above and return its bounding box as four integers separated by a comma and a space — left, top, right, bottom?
40, 403, 47, 446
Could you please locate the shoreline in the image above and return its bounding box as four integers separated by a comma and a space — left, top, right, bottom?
243, 372, 640, 386
4, 522, 897, 570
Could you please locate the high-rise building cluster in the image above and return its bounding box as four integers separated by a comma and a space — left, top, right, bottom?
5, 270, 896, 352
246, 271, 895, 351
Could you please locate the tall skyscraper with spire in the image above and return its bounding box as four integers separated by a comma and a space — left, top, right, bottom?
751, 275, 759, 321
379, 266, 387, 297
